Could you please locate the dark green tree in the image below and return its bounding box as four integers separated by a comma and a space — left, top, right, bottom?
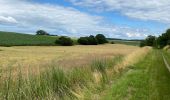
78, 37, 89, 45
145, 35, 156, 46
88, 35, 98, 45
55, 36, 73, 46
140, 40, 146, 47
95, 34, 108, 44
36, 30, 49, 35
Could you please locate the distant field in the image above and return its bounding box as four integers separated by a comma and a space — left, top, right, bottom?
0, 31, 57, 46
0, 31, 141, 46
109, 40, 141, 46
0, 44, 139, 75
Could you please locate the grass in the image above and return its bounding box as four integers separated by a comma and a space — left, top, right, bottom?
101, 49, 170, 100
0, 55, 123, 99
0, 45, 149, 100
1, 44, 164, 100
0, 31, 57, 46
109, 40, 141, 46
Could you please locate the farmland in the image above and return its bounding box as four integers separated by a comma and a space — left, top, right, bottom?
0, 41, 170, 99
0, 32, 170, 100
0, 44, 138, 75
108, 39, 141, 46
0, 31, 57, 46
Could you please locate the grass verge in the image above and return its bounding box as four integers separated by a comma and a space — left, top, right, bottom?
101, 50, 170, 100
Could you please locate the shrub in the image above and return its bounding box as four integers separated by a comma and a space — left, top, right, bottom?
55, 36, 73, 46
36, 30, 49, 35
78, 35, 98, 45
110, 41, 115, 44
87, 35, 98, 45
95, 34, 108, 44
78, 37, 89, 45
140, 40, 146, 47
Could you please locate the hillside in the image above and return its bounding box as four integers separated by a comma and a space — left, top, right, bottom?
0, 31, 57, 46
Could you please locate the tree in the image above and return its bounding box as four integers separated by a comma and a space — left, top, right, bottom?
140, 40, 146, 47
77, 35, 98, 45
142, 28, 170, 48
145, 35, 156, 46
55, 36, 73, 46
87, 35, 98, 45
95, 34, 108, 44
36, 30, 49, 35
78, 37, 89, 45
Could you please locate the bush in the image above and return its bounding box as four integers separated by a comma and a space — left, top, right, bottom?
140, 40, 146, 47
55, 36, 73, 46
78, 37, 89, 45
95, 34, 108, 44
110, 41, 115, 44
36, 30, 49, 35
88, 35, 98, 45
78, 35, 98, 45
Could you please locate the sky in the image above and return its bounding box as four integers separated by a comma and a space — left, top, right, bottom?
0, 0, 170, 39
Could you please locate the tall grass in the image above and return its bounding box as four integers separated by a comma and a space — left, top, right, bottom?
0, 56, 123, 99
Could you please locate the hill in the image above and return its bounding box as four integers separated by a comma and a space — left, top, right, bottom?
0, 31, 57, 46
107, 38, 142, 46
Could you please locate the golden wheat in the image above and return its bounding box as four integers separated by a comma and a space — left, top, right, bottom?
114, 46, 152, 72
0, 44, 139, 75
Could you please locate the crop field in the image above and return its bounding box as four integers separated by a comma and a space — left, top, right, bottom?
1, 1, 170, 99
0, 44, 138, 75
109, 40, 141, 46
0, 43, 170, 99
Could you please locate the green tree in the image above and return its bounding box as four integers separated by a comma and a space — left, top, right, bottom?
140, 40, 146, 47
145, 35, 156, 46
36, 30, 49, 35
78, 37, 89, 45
95, 34, 108, 44
88, 35, 98, 45
55, 36, 73, 46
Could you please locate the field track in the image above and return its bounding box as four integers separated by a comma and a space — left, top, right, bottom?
162, 54, 170, 72
101, 50, 170, 100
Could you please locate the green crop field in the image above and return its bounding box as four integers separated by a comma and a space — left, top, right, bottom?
109, 39, 141, 46
0, 31, 57, 46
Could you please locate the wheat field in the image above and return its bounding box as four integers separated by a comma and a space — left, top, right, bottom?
0, 44, 139, 75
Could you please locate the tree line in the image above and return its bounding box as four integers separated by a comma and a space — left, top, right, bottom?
36, 30, 108, 46
140, 29, 170, 48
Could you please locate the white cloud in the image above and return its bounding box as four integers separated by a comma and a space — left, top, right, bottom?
126, 33, 147, 38
0, 0, 150, 39
68, 0, 170, 23
0, 16, 18, 24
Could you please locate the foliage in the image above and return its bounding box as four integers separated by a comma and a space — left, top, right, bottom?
140, 40, 146, 47
36, 30, 49, 35
140, 35, 156, 47
55, 36, 73, 46
77, 37, 89, 45
88, 35, 98, 45
110, 41, 115, 44
78, 35, 98, 45
145, 35, 156, 46
78, 34, 108, 45
141, 29, 170, 48
95, 34, 108, 44
157, 29, 170, 48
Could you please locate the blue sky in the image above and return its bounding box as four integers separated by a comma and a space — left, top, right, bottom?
0, 0, 170, 39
